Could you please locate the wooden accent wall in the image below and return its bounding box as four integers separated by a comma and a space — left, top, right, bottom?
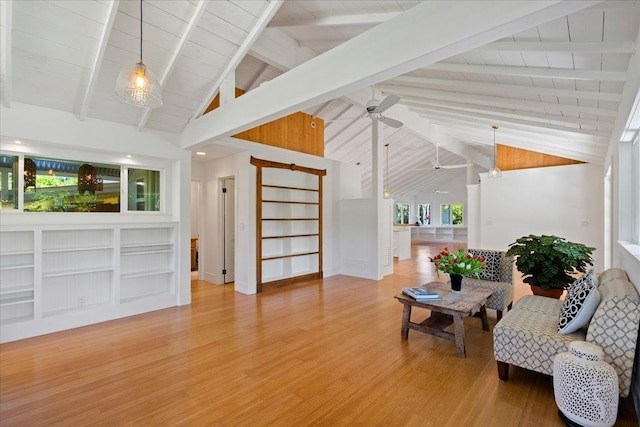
205, 88, 325, 157
497, 144, 583, 171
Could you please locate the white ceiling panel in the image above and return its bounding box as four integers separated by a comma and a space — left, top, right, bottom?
4, 0, 640, 197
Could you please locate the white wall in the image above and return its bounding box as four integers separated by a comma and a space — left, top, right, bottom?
198, 138, 361, 294
476, 164, 604, 271
190, 182, 199, 239
1, 103, 193, 333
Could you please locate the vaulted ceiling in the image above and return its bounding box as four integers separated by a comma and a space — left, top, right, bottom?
2, 1, 639, 197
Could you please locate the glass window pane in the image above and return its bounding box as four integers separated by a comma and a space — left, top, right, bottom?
23, 157, 120, 212
418, 203, 430, 225
0, 156, 18, 210
441, 204, 451, 225
128, 168, 160, 211
452, 203, 464, 225
395, 203, 410, 224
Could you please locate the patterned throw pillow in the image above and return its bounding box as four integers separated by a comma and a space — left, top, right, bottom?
466, 250, 502, 282
557, 270, 600, 335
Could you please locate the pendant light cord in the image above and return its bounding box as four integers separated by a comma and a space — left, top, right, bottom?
493, 128, 496, 167
139, 0, 143, 62
492, 125, 498, 168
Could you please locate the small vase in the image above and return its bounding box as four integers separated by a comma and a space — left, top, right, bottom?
450, 274, 463, 293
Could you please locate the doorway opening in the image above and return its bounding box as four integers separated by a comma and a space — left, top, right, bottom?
191, 180, 201, 280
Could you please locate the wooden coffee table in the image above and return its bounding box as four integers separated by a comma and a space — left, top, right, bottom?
394, 281, 492, 357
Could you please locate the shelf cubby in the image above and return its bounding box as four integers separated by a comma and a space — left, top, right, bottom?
251, 156, 326, 291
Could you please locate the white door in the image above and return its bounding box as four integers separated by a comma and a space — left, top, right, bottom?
223, 178, 235, 284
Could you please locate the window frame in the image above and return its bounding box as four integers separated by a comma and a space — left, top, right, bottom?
0, 152, 165, 214
440, 203, 464, 226
395, 203, 410, 225
417, 203, 430, 225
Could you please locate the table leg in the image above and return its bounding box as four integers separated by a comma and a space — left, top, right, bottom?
453, 315, 466, 358
401, 304, 411, 339
480, 305, 489, 331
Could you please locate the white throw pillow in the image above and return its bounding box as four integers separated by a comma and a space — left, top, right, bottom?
557, 270, 600, 335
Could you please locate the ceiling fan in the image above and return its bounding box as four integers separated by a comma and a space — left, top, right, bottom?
431, 145, 472, 169
326, 91, 404, 128
364, 94, 403, 128
413, 145, 472, 170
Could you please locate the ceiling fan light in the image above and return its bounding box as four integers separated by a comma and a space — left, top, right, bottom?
115, 61, 163, 108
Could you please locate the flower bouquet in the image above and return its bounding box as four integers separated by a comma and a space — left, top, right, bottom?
430, 248, 486, 292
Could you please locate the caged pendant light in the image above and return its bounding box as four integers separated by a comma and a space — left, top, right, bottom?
488, 125, 502, 178
114, 0, 162, 108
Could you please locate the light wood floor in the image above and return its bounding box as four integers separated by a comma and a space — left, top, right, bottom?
1, 243, 637, 426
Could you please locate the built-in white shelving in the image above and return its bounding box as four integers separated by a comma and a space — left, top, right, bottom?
0, 223, 178, 343
411, 226, 467, 243
0, 231, 35, 324
120, 226, 175, 302
251, 156, 325, 291
41, 229, 114, 316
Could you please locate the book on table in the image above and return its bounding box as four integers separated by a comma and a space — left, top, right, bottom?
402, 287, 440, 301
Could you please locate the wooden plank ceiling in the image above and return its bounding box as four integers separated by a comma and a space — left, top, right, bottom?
2, 0, 640, 197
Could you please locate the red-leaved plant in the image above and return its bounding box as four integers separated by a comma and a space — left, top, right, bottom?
430, 247, 486, 277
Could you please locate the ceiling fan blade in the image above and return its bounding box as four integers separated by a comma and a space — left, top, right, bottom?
380, 116, 403, 128
438, 163, 472, 169
376, 94, 400, 113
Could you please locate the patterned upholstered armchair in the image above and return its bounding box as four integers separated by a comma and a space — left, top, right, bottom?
493, 268, 639, 398
462, 249, 515, 320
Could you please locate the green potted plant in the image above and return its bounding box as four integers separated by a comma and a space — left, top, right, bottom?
505, 234, 595, 298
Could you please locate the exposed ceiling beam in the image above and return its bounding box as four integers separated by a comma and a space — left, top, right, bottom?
605, 18, 640, 163
182, 1, 602, 149
298, 39, 349, 49
430, 113, 608, 148
324, 102, 356, 129
423, 62, 627, 81
428, 116, 606, 158
190, 0, 284, 121
268, 12, 400, 29
246, 61, 270, 91
387, 76, 623, 102
325, 115, 366, 146
79, 0, 119, 121
137, 0, 208, 130
475, 41, 635, 53
411, 104, 610, 138
311, 99, 334, 119
394, 89, 619, 118
249, 27, 316, 72
397, 97, 615, 130
403, 100, 614, 131
0, 0, 12, 108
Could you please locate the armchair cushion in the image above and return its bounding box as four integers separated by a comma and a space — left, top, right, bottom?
462, 249, 515, 314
